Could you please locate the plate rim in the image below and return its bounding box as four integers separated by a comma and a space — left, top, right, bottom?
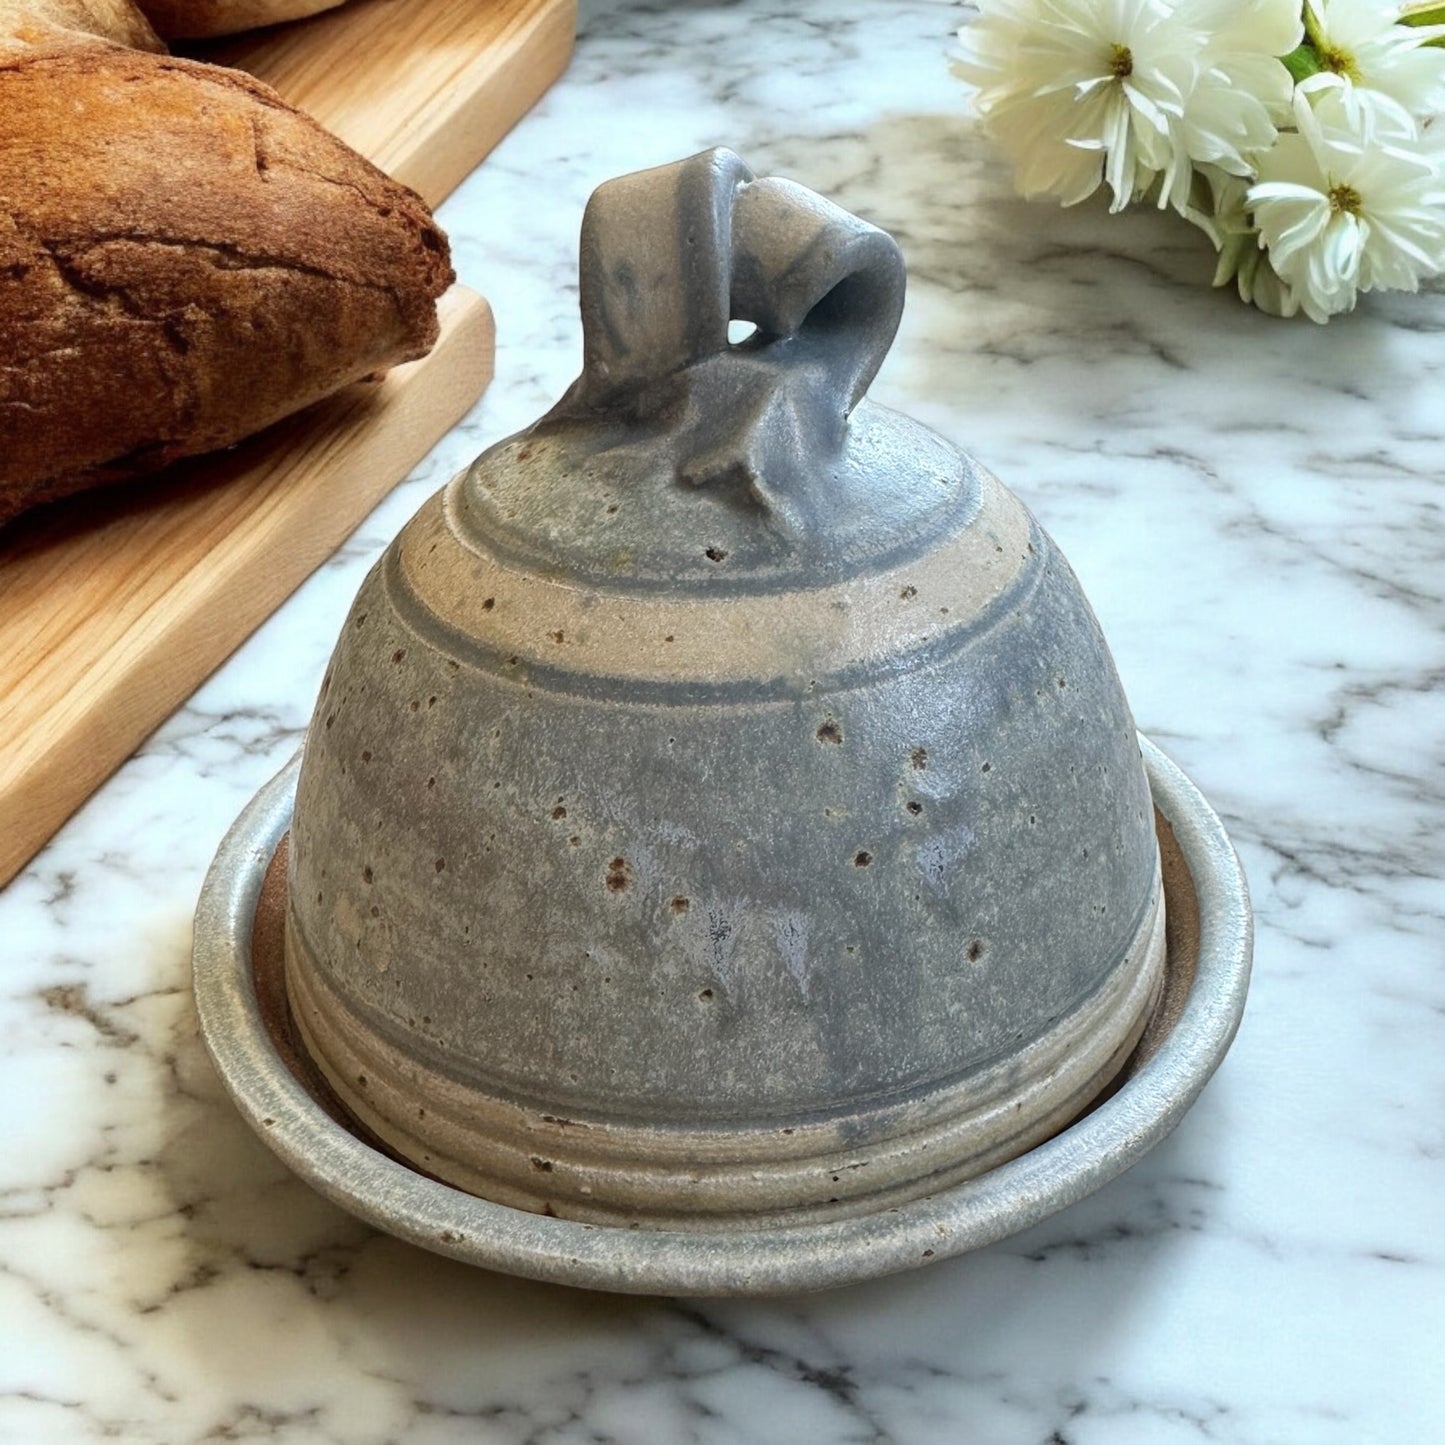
192, 735, 1251, 1297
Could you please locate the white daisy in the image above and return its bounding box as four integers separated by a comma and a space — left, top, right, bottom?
1301, 0, 1445, 126
953, 0, 1200, 212
955, 0, 1303, 214
1190, 0, 1305, 124
1247, 81, 1445, 320
1176, 0, 1305, 179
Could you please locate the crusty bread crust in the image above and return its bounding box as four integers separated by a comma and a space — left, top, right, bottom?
0, 0, 163, 50
0, 47, 453, 526
135, 0, 345, 41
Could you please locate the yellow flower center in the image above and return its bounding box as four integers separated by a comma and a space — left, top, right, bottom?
1319, 43, 1361, 82
1109, 42, 1134, 79
1329, 183, 1363, 216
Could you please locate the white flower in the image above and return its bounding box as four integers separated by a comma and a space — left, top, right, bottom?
954, 0, 1300, 214
953, 0, 1201, 212
1187, 166, 1302, 315
1189, 0, 1304, 126
1247, 81, 1445, 320
1173, 0, 1304, 182
1302, 0, 1445, 126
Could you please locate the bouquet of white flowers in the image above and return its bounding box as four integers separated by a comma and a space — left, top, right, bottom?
953, 0, 1445, 320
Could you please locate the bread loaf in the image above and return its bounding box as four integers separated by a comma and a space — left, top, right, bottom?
0, 45, 453, 527
0, 0, 162, 50
133, 0, 344, 40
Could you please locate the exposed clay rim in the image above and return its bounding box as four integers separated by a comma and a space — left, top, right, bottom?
192, 737, 1250, 1296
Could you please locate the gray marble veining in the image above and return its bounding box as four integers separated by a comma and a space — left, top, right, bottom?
1, 0, 1441, 1440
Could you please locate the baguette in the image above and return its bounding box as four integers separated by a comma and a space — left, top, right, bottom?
0, 45, 453, 527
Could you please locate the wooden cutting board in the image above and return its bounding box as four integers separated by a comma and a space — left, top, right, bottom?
204, 0, 577, 209
0, 0, 576, 889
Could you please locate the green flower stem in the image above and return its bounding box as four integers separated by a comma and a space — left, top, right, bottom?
1283, 5, 1329, 82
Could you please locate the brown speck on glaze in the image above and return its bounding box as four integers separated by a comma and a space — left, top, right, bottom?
967, 940, 985, 962
670, 895, 689, 914
435, 858, 446, 873
552, 805, 568, 820
482, 597, 495, 611
392, 649, 406, 664
698, 989, 714, 1001
605, 857, 632, 892
816, 720, 843, 745
361, 750, 372, 763
910, 747, 928, 770
704, 546, 730, 562
853, 850, 873, 868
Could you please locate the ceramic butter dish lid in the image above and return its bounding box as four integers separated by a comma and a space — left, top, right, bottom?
193, 151, 1252, 1295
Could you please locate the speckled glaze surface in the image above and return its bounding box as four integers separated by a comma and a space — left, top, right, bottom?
280, 151, 1167, 1230
194, 737, 1248, 1296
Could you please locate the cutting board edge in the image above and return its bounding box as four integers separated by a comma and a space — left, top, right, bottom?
0, 289, 495, 889
382, 0, 578, 207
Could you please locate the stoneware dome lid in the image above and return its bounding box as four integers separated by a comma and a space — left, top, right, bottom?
192, 151, 1253, 1294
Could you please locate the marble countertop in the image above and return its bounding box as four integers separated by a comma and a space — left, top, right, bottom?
4, 0, 1442, 1440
